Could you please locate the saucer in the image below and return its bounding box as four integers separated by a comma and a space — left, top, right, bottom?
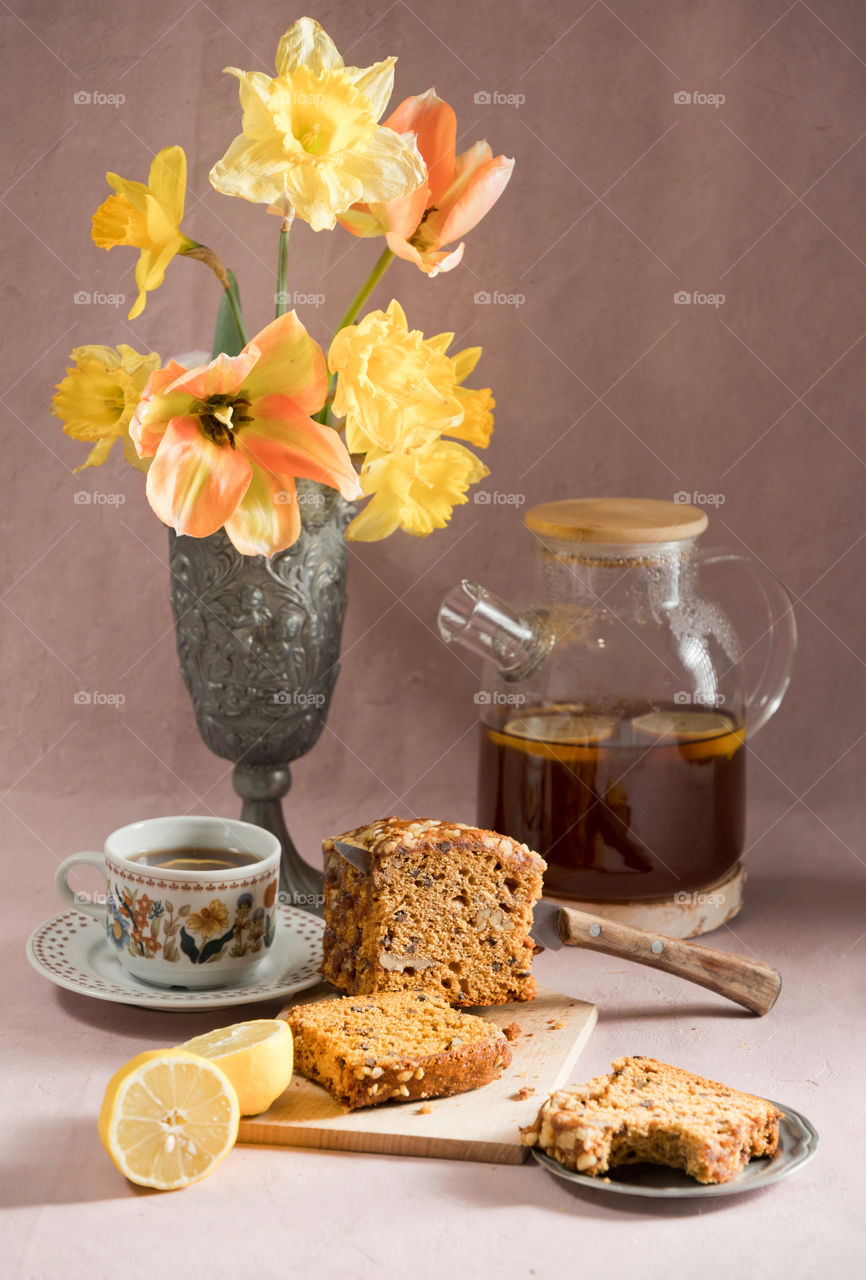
26, 903, 323, 1011
531, 1101, 818, 1198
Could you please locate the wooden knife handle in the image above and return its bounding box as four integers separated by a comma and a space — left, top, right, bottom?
556, 907, 781, 1016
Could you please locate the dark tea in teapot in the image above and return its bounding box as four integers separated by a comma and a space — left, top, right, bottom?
478, 702, 746, 900
440, 498, 795, 910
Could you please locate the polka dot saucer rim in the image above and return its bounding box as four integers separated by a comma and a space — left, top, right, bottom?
26, 902, 323, 1011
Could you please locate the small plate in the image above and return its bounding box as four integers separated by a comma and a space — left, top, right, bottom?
26, 904, 323, 1011
531, 1102, 818, 1198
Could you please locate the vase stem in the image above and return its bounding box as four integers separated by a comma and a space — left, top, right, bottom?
232, 763, 324, 916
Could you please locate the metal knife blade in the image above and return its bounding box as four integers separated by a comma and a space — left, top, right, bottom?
333, 838, 371, 874
529, 899, 564, 951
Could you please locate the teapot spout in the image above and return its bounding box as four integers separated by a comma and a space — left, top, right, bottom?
437, 580, 552, 682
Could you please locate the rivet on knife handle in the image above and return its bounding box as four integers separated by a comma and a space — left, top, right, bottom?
555, 906, 782, 1016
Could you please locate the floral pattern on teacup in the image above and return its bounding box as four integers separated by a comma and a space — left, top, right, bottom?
106, 880, 278, 965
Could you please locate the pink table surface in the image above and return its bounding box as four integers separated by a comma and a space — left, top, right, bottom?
4, 797, 863, 1279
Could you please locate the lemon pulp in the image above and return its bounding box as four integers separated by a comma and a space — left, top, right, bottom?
98, 1048, 239, 1190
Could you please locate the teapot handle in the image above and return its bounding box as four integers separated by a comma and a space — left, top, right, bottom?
697, 549, 797, 736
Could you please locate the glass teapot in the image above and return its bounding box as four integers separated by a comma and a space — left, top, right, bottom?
438, 498, 796, 902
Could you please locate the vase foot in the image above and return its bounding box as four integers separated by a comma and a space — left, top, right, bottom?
232, 763, 324, 917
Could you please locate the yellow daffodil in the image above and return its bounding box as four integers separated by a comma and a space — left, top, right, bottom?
346, 438, 488, 541
447, 346, 495, 449
328, 300, 493, 540
92, 145, 193, 319
51, 344, 161, 473
209, 17, 426, 231
328, 300, 463, 454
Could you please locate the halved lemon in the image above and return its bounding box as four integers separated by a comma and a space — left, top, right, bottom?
98, 1048, 239, 1190
180, 1019, 293, 1116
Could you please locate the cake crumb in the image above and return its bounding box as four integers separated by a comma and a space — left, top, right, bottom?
417, 1103, 433, 1115
502, 1022, 522, 1043
550, 1020, 565, 1030
515, 1086, 535, 1101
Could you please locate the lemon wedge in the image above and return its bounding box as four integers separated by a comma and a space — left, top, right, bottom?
180, 1019, 293, 1116
98, 1048, 239, 1190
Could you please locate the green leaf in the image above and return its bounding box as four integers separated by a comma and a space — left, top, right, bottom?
179, 926, 200, 964
212, 270, 246, 358
199, 926, 235, 964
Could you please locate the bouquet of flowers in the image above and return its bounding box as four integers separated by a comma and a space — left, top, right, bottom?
51, 16, 514, 556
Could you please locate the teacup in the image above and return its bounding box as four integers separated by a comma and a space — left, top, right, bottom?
55, 816, 281, 989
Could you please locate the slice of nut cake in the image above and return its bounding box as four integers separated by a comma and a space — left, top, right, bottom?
521, 1056, 782, 1184
285, 992, 512, 1109
321, 817, 546, 1006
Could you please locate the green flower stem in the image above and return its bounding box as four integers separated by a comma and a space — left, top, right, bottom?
275, 215, 293, 319
183, 243, 249, 346
335, 247, 394, 334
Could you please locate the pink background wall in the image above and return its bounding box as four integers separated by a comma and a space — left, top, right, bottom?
2, 0, 864, 893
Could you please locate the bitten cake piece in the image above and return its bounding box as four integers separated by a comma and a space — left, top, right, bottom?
285, 991, 512, 1109
321, 817, 546, 1006
521, 1056, 782, 1184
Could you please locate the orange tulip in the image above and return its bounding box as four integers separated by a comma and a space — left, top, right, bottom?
339, 89, 514, 275
129, 312, 361, 556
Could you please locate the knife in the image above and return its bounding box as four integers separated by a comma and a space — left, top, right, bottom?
333, 840, 781, 1016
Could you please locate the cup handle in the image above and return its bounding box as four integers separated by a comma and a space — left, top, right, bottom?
55, 852, 107, 918
698, 548, 797, 736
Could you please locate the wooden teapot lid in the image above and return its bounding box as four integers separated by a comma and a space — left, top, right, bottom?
524, 497, 709, 544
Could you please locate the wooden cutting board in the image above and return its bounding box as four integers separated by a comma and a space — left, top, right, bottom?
238, 986, 596, 1164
